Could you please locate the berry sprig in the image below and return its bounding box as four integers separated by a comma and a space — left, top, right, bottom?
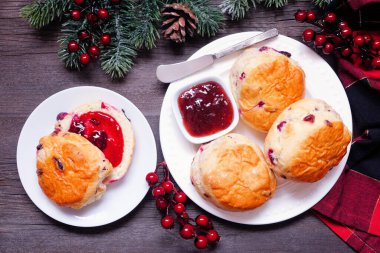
66, 0, 116, 66
146, 162, 220, 250
295, 10, 380, 69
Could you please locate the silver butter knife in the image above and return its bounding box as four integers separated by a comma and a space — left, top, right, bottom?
156, 28, 279, 83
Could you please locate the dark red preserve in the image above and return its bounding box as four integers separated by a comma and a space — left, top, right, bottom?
177, 81, 234, 137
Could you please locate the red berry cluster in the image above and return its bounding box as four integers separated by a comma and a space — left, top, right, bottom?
67, 0, 118, 65
295, 10, 380, 69
146, 162, 220, 250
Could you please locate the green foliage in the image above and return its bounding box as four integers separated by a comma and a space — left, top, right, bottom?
181, 0, 224, 37
220, 0, 256, 20
100, 5, 137, 79
127, 0, 161, 50
263, 0, 288, 8
21, 0, 70, 29
313, 0, 331, 8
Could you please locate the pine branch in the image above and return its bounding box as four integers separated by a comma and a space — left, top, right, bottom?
180, 0, 224, 37
127, 0, 161, 50
313, 0, 332, 8
220, 0, 257, 20
21, 0, 71, 29
100, 5, 137, 79
58, 19, 88, 70
262, 0, 288, 8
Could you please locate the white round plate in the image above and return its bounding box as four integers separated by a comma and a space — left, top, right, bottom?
160, 32, 352, 225
17, 86, 157, 227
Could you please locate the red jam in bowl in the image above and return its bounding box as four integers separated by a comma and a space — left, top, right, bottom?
69, 111, 124, 167
177, 81, 234, 137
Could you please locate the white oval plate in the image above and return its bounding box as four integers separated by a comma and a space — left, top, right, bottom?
17, 86, 157, 227
160, 32, 352, 225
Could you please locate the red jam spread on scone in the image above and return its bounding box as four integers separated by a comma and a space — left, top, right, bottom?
68, 111, 124, 167
178, 81, 234, 137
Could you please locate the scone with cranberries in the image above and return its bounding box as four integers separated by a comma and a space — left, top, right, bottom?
56, 101, 135, 183
191, 133, 276, 211
264, 99, 351, 182
230, 47, 305, 132
36, 131, 113, 209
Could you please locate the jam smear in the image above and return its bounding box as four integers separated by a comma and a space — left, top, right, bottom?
69, 111, 124, 167
178, 81, 234, 137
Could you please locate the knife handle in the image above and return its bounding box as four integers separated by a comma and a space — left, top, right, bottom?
213, 28, 279, 59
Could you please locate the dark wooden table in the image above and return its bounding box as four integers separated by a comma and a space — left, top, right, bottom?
0, 0, 354, 252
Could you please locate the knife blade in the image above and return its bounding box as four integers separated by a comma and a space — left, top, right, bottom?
156, 28, 279, 83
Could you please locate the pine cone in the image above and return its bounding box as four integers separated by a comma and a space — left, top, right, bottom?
161, 3, 198, 43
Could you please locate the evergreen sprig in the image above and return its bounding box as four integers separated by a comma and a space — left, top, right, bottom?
100, 4, 137, 79
313, 0, 332, 8
127, 0, 161, 50
181, 0, 224, 37
21, 0, 70, 29
220, 0, 256, 20
263, 0, 288, 8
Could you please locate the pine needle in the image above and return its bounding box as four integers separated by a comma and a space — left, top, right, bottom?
220, 0, 257, 20
181, 0, 224, 37
313, 0, 332, 8
20, 0, 71, 29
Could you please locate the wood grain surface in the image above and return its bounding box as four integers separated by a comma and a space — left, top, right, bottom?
0, 0, 354, 252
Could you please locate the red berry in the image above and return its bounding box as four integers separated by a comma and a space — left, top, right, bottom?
338, 21, 348, 30
371, 40, 380, 50
195, 215, 209, 227
324, 12, 337, 23
152, 186, 165, 197
341, 47, 352, 57
306, 11, 316, 22
86, 13, 98, 24
340, 28, 352, 38
78, 30, 90, 41
174, 191, 187, 203
372, 57, 380, 68
363, 34, 371, 44
206, 230, 220, 243
302, 29, 315, 42
314, 35, 327, 46
180, 212, 190, 223
100, 34, 111, 45
322, 43, 334, 55
354, 35, 365, 46
67, 40, 79, 52
97, 8, 109, 19
180, 224, 195, 239
88, 45, 100, 58
173, 203, 185, 214
146, 172, 158, 185
70, 10, 81, 20
194, 235, 208, 249
155, 197, 168, 210
161, 215, 174, 229
162, 181, 174, 193
73, 0, 85, 4
110, 0, 121, 4
294, 10, 307, 22
79, 53, 90, 65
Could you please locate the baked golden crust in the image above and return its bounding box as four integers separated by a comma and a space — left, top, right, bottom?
230, 48, 305, 132
36, 131, 112, 209
191, 133, 276, 210
264, 99, 351, 182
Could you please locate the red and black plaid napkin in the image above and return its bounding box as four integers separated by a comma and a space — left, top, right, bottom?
312, 3, 380, 250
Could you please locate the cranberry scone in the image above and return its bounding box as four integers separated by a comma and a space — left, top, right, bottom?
229, 47, 305, 132
191, 133, 276, 210
264, 98, 351, 182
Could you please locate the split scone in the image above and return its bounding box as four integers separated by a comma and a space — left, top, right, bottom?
36, 131, 113, 209
191, 133, 276, 210
230, 47, 305, 132
56, 101, 135, 183
264, 99, 351, 182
